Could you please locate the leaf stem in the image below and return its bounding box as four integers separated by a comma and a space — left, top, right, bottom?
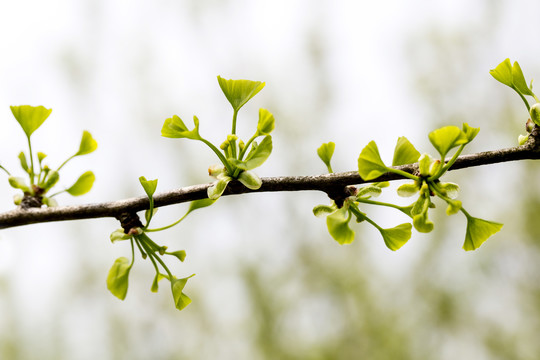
145, 212, 189, 232
200, 138, 234, 174
385, 167, 418, 181
27, 136, 35, 185
356, 198, 408, 212
515, 88, 531, 111
0, 165, 10, 176
238, 133, 258, 161
57, 154, 75, 172
431, 145, 465, 180
231, 110, 238, 135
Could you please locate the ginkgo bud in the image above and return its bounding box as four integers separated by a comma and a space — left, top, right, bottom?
530, 103, 540, 126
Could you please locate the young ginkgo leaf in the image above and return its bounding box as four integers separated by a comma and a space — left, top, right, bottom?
379, 223, 412, 251
18, 152, 28, 172
511, 61, 535, 96
358, 141, 387, 180
428, 126, 467, 158
313, 204, 336, 217
110, 229, 131, 243
106, 257, 132, 300
461, 123, 480, 144
8, 176, 30, 192
43, 171, 60, 190
75, 131, 98, 156
161, 115, 201, 140
418, 153, 433, 177
438, 182, 460, 199
208, 176, 232, 200
217, 76, 265, 112
317, 142, 335, 172
413, 212, 434, 233
326, 206, 355, 245
238, 170, 262, 190
187, 198, 216, 214
168, 250, 187, 262
37, 152, 47, 164
445, 199, 462, 215
397, 183, 420, 197
10, 105, 52, 138
151, 273, 167, 293
257, 108, 275, 135
392, 137, 420, 166
356, 185, 383, 198
231, 135, 273, 170
66, 171, 95, 196
462, 215, 503, 251
489, 58, 513, 88
139, 176, 158, 199
171, 275, 195, 311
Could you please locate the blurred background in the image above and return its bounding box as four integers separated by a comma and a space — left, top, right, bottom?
1, 0, 540, 359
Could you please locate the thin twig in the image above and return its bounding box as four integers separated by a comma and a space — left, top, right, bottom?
1, 143, 539, 230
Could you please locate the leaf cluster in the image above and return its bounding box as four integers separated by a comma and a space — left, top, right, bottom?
490, 59, 540, 144
315, 123, 502, 251
107, 177, 214, 310
161, 76, 274, 200
1, 105, 97, 207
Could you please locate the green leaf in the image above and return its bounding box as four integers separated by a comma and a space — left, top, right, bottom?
106, 257, 132, 300
43, 171, 60, 190
512, 61, 534, 96
392, 137, 420, 166
418, 153, 433, 177
232, 135, 272, 170
397, 183, 420, 197
379, 223, 412, 251
461, 123, 480, 143
317, 142, 335, 172
8, 176, 30, 192
356, 185, 383, 198
438, 182, 460, 199
110, 229, 131, 243
208, 176, 232, 200
168, 250, 187, 262
313, 204, 336, 217
42, 196, 57, 207
171, 275, 195, 311
445, 199, 462, 215
10, 105, 52, 138
75, 131, 98, 156
358, 141, 387, 180
326, 207, 355, 245
217, 76, 265, 112
66, 171, 95, 196
428, 126, 467, 158
489, 58, 513, 87
37, 152, 47, 164
413, 212, 434, 233
18, 152, 29, 172
462, 214, 503, 251
151, 273, 166, 293
139, 176, 158, 199
161, 115, 201, 140
238, 170, 262, 190
257, 108, 275, 135
187, 198, 216, 214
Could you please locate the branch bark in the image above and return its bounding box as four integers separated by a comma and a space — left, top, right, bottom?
1, 142, 540, 230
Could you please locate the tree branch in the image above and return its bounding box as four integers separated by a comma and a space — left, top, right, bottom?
1, 142, 539, 230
